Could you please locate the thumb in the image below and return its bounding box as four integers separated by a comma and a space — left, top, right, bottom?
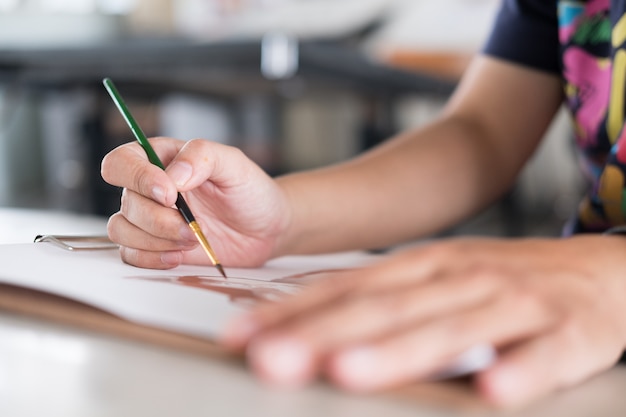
164, 139, 253, 191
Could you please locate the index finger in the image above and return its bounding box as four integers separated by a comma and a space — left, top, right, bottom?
101, 137, 185, 206
244, 246, 454, 325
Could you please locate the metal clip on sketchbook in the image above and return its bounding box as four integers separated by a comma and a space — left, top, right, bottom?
34, 235, 118, 251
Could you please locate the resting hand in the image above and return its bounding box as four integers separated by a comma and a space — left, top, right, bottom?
101, 137, 291, 269
221, 236, 626, 407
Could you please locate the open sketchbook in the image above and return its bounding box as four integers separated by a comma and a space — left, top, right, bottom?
0, 239, 494, 379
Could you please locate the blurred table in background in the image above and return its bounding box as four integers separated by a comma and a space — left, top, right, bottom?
0, 38, 455, 96
0, 38, 455, 216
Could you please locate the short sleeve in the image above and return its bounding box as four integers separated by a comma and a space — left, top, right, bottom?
483, 0, 561, 74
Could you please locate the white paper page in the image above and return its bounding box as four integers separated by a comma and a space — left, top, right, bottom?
0, 242, 494, 378
0, 243, 375, 336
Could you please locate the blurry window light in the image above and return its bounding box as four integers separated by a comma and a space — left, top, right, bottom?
261, 32, 299, 80
35, 0, 97, 13
5, 0, 137, 14
0, 0, 20, 12
230, 0, 288, 11
96, 0, 137, 15
195, 0, 289, 14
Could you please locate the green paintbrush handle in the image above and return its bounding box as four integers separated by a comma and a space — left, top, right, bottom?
102, 78, 165, 170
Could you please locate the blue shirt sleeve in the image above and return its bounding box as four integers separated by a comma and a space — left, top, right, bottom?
483, 0, 561, 74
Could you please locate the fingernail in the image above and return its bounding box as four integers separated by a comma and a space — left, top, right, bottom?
248, 336, 313, 386
220, 314, 260, 349
161, 251, 183, 266
484, 365, 522, 405
152, 185, 167, 205
167, 162, 193, 188
333, 346, 378, 388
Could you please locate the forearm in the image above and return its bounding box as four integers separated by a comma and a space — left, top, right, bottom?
274, 115, 517, 255
271, 57, 563, 257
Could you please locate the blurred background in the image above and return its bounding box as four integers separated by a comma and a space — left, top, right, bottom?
0, 0, 585, 240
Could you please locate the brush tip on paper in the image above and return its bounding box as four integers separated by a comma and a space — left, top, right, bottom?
216, 263, 227, 279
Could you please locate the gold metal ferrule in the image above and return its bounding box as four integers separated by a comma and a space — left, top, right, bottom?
188, 221, 226, 278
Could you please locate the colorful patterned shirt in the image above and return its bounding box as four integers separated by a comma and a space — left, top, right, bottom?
484, 0, 626, 234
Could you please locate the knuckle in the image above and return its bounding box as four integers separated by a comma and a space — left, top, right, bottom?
187, 138, 206, 147
184, 138, 214, 157
100, 147, 123, 184
119, 247, 167, 269
119, 188, 132, 214
101, 143, 136, 184
146, 214, 169, 237
178, 139, 215, 168
100, 153, 113, 182
462, 265, 500, 290
119, 246, 138, 266
106, 213, 124, 243
132, 164, 153, 196
227, 144, 246, 159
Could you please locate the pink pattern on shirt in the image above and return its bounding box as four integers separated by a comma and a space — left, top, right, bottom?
563, 46, 611, 148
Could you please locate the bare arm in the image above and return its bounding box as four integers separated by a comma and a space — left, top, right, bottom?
101, 56, 563, 269
274, 56, 564, 256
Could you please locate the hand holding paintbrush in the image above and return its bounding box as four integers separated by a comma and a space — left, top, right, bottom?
103, 78, 227, 277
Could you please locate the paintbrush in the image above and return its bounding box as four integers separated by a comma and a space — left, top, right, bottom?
103, 78, 227, 278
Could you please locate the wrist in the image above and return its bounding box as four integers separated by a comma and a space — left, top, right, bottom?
269, 175, 302, 258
